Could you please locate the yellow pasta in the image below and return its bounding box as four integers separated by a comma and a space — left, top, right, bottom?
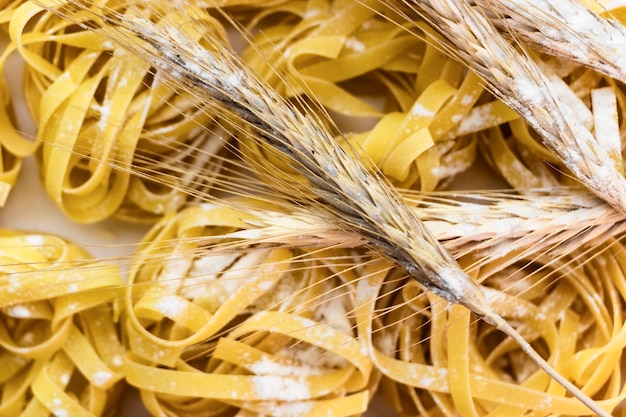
0, 0, 32, 208
236, 0, 483, 190
0, 0, 23, 28
236, 0, 570, 192
122, 200, 378, 416
1, 1, 234, 223
357, 240, 626, 416
2, 0, 626, 416
0, 145, 20, 207
237, 0, 626, 198
0, 229, 125, 416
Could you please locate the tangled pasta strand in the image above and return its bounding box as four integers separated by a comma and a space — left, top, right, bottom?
2, 0, 626, 416
479, 55, 626, 190
0, 229, 125, 416
238, 0, 508, 191
362, 239, 626, 416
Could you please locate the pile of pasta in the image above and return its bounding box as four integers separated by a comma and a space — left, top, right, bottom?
1, 0, 626, 416
0, 230, 125, 416
122, 201, 378, 416
374, 242, 626, 415
0, 1, 234, 223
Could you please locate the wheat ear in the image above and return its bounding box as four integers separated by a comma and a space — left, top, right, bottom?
474, 0, 626, 85
33, 1, 611, 414
33, 1, 492, 310
386, 0, 626, 220
249, 188, 624, 266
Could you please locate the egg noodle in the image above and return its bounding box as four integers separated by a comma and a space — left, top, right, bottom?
0, 1, 232, 222
0, 230, 124, 416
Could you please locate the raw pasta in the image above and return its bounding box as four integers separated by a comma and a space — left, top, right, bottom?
1, 0, 626, 416
365, 240, 626, 416
123, 200, 379, 416
479, 55, 626, 190
1, 1, 233, 223
239, 0, 491, 190
0, 229, 124, 417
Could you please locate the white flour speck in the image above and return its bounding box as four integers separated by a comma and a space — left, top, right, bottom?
253, 376, 310, 401
93, 370, 113, 386
7, 305, 31, 318
155, 295, 186, 318
25, 235, 44, 246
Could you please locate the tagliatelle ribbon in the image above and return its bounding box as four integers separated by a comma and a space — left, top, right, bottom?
3, 2, 626, 417
241, 0, 626, 196
582, 0, 626, 18
0, 146, 21, 207
239, 1, 428, 185
0, 0, 35, 207
0, 49, 38, 159
351, 238, 626, 416
211, 337, 370, 416
127, 245, 294, 364
0, 229, 125, 416
125, 354, 356, 401
227, 311, 372, 391
240, 0, 559, 191
243, 0, 402, 115
479, 55, 626, 190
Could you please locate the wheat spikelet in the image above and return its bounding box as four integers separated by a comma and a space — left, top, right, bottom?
411, 188, 624, 253
21, 0, 617, 414
383, 0, 626, 220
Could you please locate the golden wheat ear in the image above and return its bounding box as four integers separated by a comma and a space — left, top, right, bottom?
383, 0, 626, 219
26, 0, 480, 305
31, 0, 612, 415
473, 0, 626, 85
409, 187, 626, 265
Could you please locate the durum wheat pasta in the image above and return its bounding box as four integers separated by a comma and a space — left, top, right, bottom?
0, 1, 233, 222
0, 229, 124, 416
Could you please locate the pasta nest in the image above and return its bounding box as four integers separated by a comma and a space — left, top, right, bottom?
1, 1, 234, 223
479, 55, 626, 190
236, 0, 525, 192
373, 240, 626, 416
122, 200, 380, 417
0, 229, 125, 417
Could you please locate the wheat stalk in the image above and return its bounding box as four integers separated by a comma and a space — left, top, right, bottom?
29, 0, 614, 414
384, 0, 626, 221
412, 188, 624, 253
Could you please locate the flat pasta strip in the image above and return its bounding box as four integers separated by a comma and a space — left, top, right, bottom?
239, 0, 500, 190
480, 55, 626, 190
0, 229, 125, 416
3, 1, 626, 417
0, 0, 32, 207
354, 239, 626, 416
